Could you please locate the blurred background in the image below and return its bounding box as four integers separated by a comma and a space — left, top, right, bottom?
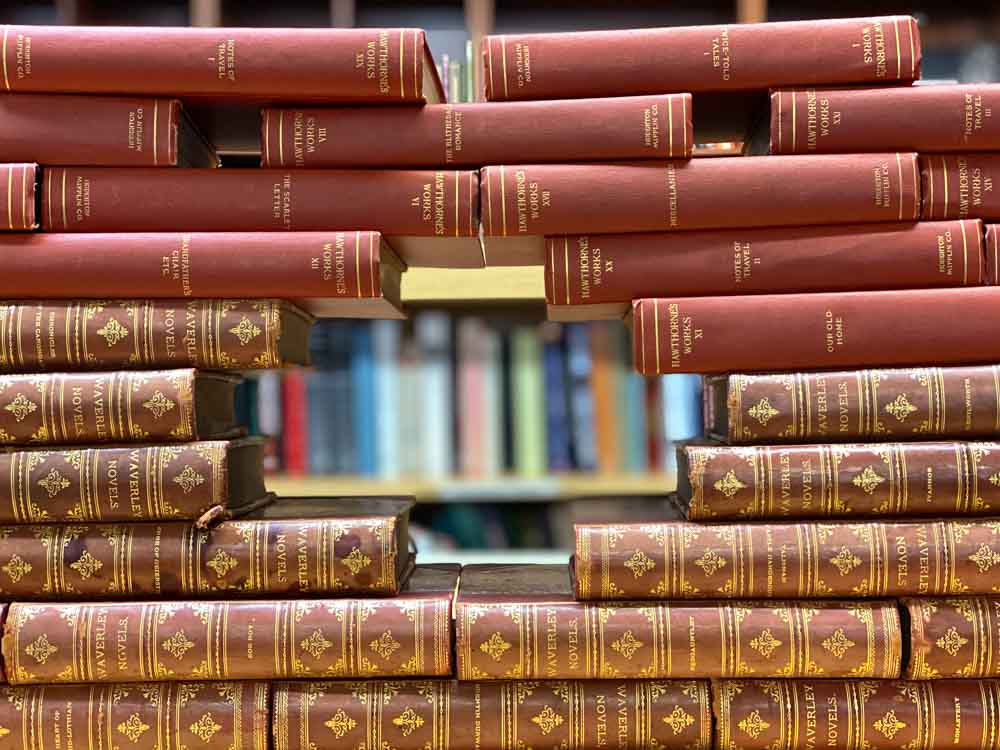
7, 0, 997, 562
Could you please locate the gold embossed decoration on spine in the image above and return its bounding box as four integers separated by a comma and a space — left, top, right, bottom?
574, 519, 1000, 600
0, 681, 269, 750
905, 597, 1000, 678
274, 679, 712, 750
714, 679, 1000, 750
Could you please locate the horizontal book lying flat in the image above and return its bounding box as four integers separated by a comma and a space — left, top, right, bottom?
456, 563, 901, 680
2, 564, 458, 684
905, 597, 1000, 678
921, 153, 1000, 221
0, 163, 36, 230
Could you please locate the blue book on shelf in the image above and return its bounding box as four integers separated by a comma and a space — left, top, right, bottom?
415, 312, 454, 478
541, 323, 572, 472
308, 321, 355, 475
565, 323, 596, 471
661, 374, 704, 474
373, 320, 402, 479
351, 322, 377, 477
624, 371, 648, 472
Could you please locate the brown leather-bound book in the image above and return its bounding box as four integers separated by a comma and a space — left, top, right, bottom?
0, 369, 241, 446
0, 439, 266, 524
921, 153, 1000, 220
261, 94, 694, 168
1, 26, 443, 101
574, 518, 998, 600
771, 84, 1000, 154
546, 220, 980, 320
274, 678, 712, 750
0, 163, 36, 230
632, 286, 999, 375
482, 155, 919, 238
3, 563, 457, 684
679, 441, 1000, 519
905, 597, 1000, 679
704, 365, 1000, 444
715, 679, 1000, 750
0, 233, 405, 318
455, 564, 901, 680
0, 681, 269, 750
0, 299, 312, 372
482, 17, 919, 101
0, 94, 217, 166
988, 224, 999, 282
0, 503, 415, 598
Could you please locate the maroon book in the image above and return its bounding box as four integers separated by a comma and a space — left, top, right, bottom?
921, 153, 1000, 221
0, 162, 36, 230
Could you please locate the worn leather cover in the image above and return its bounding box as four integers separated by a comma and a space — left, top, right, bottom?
0, 368, 238, 445
483, 17, 920, 100
632, 285, 998, 375
2, 563, 458, 684
41, 167, 479, 236
1, 26, 434, 101
0, 440, 264, 523
546, 220, 980, 305
905, 597, 1000, 679
0, 681, 269, 750
715, 679, 1000, 750
681, 441, 1000, 519
0, 514, 411, 598
455, 564, 900, 680
921, 153, 1000, 221
0, 299, 312, 371
706, 365, 1000, 444
574, 518, 999, 600
771, 84, 1000, 154
0, 163, 35, 230
0, 232, 398, 301
262, 94, 693, 168
274, 679, 712, 750
482, 154, 919, 237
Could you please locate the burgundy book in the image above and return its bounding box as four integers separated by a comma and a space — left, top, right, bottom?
483, 16, 920, 101
275, 679, 712, 750
990, 224, 999, 282
2, 564, 458, 684
1, 26, 444, 101
0, 162, 36, 230
905, 597, 1000, 678
482, 154, 919, 239
704, 365, 1000, 444
632, 286, 999, 375
455, 564, 901, 680
921, 153, 1000, 221
0, 233, 404, 317
40, 167, 478, 237
546, 220, 979, 316
261, 94, 693, 168
680, 441, 1000, 520
0, 94, 216, 166
771, 84, 1000, 154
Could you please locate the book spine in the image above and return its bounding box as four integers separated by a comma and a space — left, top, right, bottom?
483, 154, 919, 237
0, 95, 181, 165
41, 168, 478, 236
721, 365, 1000, 444
456, 599, 900, 679
921, 153, 1000, 221
0, 369, 198, 446
542, 326, 573, 471
771, 84, 1000, 154
661, 373, 703, 476
632, 285, 997, 375
0, 441, 230, 523
0, 681, 269, 750
0, 517, 403, 599
4, 595, 452, 683
262, 94, 693, 168
0, 299, 297, 372
280, 370, 308, 474
545, 220, 982, 305
512, 326, 546, 475
351, 322, 377, 476
274, 679, 712, 750
0, 163, 37, 230
590, 323, 620, 473
574, 518, 994, 600
417, 313, 454, 478
715, 679, 999, 750
566, 324, 597, 471
257, 371, 283, 473
905, 597, 1000, 679
3, 26, 429, 100
988, 224, 999, 283
483, 16, 919, 101
0, 231, 385, 298
684, 441, 1000, 520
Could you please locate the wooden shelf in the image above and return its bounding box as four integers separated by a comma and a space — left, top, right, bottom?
402, 265, 545, 304
266, 471, 676, 502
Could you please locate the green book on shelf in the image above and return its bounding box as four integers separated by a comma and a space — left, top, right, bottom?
512, 326, 547, 477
